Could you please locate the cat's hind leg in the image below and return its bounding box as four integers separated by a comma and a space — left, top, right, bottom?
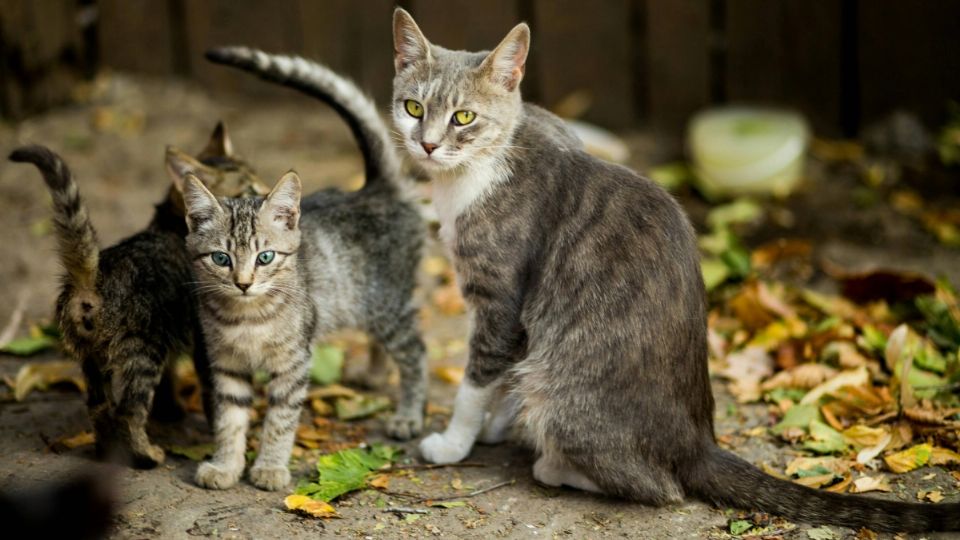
376, 308, 426, 440
149, 360, 185, 422
532, 449, 602, 493
111, 343, 166, 468
344, 341, 391, 390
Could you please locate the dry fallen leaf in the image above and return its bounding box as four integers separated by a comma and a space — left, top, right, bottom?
432, 283, 466, 315
284, 494, 338, 518
311, 398, 334, 417
800, 366, 870, 406
56, 431, 95, 450
433, 365, 465, 385
851, 475, 892, 493
422, 256, 450, 277
762, 363, 838, 391
13, 360, 86, 401
918, 489, 945, 503
368, 474, 391, 489
721, 346, 774, 403
881, 443, 960, 473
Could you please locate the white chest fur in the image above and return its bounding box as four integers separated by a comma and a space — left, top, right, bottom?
430, 158, 509, 249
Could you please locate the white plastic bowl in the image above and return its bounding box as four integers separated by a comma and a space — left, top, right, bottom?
688, 107, 810, 198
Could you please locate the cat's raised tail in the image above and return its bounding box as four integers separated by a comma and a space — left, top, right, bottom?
205, 46, 402, 191
686, 444, 960, 532
10, 146, 101, 336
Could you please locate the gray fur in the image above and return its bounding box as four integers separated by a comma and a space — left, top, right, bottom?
8, 124, 267, 469
393, 8, 960, 532
188, 52, 427, 491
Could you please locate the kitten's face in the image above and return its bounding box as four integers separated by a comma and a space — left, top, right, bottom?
181, 172, 302, 302
391, 9, 530, 172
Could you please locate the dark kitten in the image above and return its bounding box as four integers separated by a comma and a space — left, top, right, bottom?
393, 8, 960, 532
9, 124, 268, 468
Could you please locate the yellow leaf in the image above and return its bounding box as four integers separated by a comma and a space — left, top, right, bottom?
432, 284, 466, 315
850, 475, 892, 493
422, 256, 450, 277
368, 474, 390, 489
842, 425, 889, 448
884, 443, 933, 473
785, 456, 851, 477
919, 490, 945, 503
929, 446, 960, 467
14, 361, 86, 401
59, 431, 95, 449
311, 398, 333, 417
284, 494, 338, 518
800, 366, 870, 406
433, 365, 465, 385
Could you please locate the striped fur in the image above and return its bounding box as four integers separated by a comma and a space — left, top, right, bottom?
396, 8, 960, 532
205, 46, 403, 191
9, 127, 268, 469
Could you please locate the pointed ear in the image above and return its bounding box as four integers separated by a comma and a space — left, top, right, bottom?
479, 23, 530, 92
199, 121, 234, 159
261, 171, 301, 231
181, 174, 223, 232
393, 7, 431, 73
166, 146, 213, 192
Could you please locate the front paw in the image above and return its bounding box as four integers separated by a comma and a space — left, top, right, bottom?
195, 460, 242, 490
249, 464, 291, 491
131, 443, 166, 469
419, 432, 471, 464
386, 411, 423, 441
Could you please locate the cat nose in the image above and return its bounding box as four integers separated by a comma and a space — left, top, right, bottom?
235, 282, 251, 292
421, 142, 439, 155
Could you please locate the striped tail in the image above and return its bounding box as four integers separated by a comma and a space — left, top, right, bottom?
10, 146, 101, 336
205, 46, 402, 191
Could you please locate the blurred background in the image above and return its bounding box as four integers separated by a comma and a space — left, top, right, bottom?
3, 0, 960, 137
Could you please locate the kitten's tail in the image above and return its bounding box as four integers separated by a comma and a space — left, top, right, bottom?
205, 46, 403, 192
685, 444, 960, 532
10, 146, 101, 335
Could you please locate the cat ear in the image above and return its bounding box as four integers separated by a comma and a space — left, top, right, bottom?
479, 23, 530, 92
262, 171, 302, 231
393, 8, 431, 73
166, 146, 214, 192
199, 121, 234, 159
181, 174, 223, 232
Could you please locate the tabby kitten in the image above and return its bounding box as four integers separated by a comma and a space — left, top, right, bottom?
8, 124, 267, 468
186, 49, 427, 491
392, 8, 960, 532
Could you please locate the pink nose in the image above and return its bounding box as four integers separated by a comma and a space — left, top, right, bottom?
421, 142, 439, 155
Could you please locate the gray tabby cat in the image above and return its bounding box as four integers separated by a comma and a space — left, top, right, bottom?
8, 124, 266, 468
392, 8, 960, 532
184, 49, 427, 491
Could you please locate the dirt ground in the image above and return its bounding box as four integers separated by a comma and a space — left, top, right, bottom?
1, 74, 959, 539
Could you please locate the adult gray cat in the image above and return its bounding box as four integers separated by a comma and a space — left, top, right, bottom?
392, 8, 959, 532
184, 52, 427, 490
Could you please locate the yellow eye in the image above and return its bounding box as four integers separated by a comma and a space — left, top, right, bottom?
452, 110, 476, 126
404, 100, 424, 119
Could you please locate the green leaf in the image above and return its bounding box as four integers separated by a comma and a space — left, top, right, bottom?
0, 335, 57, 356
296, 445, 400, 503
706, 198, 763, 230
167, 443, 215, 461
335, 395, 391, 421
720, 247, 751, 279
794, 465, 832, 478
648, 162, 693, 191
771, 404, 821, 435
859, 324, 888, 354
428, 501, 467, 508
729, 519, 753, 535
310, 345, 345, 386
807, 526, 838, 540
764, 387, 807, 404
701, 257, 731, 292
802, 421, 847, 455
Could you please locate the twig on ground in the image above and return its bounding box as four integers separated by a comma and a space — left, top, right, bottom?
383, 507, 430, 515
0, 292, 28, 348
415, 478, 515, 504
385, 461, 487, 472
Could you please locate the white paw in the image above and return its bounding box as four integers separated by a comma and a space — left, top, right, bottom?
195, 460, 242, 490
419, 432, 471, 464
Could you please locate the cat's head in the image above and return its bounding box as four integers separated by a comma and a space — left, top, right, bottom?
165, 122, 270, 216
391, 8, 529, 173
180, 171, 302, 301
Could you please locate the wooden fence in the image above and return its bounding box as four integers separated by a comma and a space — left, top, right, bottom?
3, 0, 960, 138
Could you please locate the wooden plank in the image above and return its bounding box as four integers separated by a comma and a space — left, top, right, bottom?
409, 0, 519, 53
645, 0, 711, 136
98, 0, 176, 75
859, 0, 960, 130
183, 0, 303, 96
351, 0, 398, 105
0, 0, 86, 119
725, 0, 843, 136
533, 0, 635, 129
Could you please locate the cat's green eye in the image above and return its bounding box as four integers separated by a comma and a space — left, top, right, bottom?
257, 250, 276, 266
211, 251, 231, 267
404, 99, 424, 119
452, 110, 476, 126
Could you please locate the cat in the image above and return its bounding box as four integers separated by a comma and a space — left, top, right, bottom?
8, 123, 268, 468
391, 8, 960, 532
184, 48, 427, 491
